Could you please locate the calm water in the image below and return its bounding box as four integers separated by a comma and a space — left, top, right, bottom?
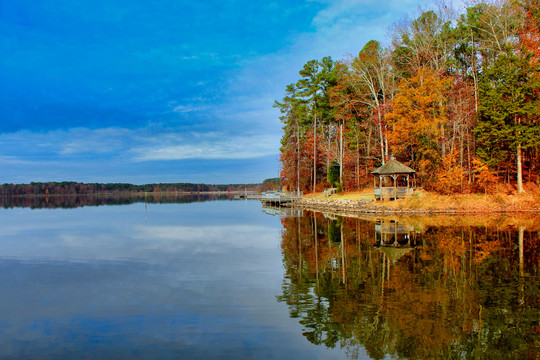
0, 196, 538, 359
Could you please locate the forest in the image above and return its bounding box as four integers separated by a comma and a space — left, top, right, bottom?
275, 0, 540, 195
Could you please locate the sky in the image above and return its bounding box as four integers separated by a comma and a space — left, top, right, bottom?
0, 0, 438, 185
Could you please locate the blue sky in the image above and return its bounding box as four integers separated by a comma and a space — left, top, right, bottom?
0, 0, 437, 184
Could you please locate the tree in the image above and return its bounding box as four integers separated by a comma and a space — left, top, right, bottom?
391, 8, 457, 74
476, 52, 540, 193
347, 40, 395, 164
276, 58, 339, 193
519, 0, 540, 64
434, 151, 465, 194
275, 84, 310, 192
472, 157, 498, 193
458, 1, 522, 60
385, 68, 450, 183
327, 160, 340, 189
296, 57, 338, 193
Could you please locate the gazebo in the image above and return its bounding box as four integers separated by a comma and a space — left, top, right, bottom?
371, 156, 415, 200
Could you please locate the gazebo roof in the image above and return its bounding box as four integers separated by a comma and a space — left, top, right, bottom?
371, 159, 416, 175
376, 246, 414, 264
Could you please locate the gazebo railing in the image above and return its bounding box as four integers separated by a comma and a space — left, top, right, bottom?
374, 187, 413, 200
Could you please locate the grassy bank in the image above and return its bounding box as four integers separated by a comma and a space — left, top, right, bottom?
299, 187, 540, 213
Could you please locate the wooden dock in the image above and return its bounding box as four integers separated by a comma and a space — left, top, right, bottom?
233, 191, 262, 200
260, 191, 303, 206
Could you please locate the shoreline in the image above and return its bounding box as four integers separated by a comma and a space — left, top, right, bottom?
282, 190, 540, 215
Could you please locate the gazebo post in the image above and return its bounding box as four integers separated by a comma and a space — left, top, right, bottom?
378, 175, 382, 200
378, 175, 384, 201
393, 175, 396, 200
394, 221, 397, 246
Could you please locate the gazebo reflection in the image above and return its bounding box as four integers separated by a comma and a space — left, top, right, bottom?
374, 219, 416, 264
375, 219, 414, 246
373, 218, 417, 284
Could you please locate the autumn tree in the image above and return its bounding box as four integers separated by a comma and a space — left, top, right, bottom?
328, 61, 374, 190
385, 68, 450, 183
347, 40, 395, 165
472, 157, 498, 193
434, 151, 466, 193
519, 0, 540, 64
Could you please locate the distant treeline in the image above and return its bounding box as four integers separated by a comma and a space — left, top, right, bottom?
0, 180, 280, 197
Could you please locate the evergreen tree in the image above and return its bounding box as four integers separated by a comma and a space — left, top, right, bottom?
476, 52, 540, 193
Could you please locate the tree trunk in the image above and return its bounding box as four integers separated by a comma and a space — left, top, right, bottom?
377, 111, 385, 164
517, 142, 524, 194
519, 226, 525, 277
313, 113, 317, 193
467, 133, 472, 183
296, 119, 300, 193
356, 134, 360, 190
314, 213, 318, 285
327, 123, 331, 170
339, 122, 343, 187
471, 29, 478, 113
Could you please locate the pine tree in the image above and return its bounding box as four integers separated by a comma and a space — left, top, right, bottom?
476, 52, 540, 193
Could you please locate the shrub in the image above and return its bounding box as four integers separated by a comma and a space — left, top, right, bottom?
327, 160, 340, 188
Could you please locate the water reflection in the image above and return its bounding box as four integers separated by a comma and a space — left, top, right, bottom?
0, 200, 337, 359
0, 192, 234, 209
262, 205, 303, 218
278, 212, 540, 359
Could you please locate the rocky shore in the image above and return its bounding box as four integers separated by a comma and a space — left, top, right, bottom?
283, 198, 459, 215
283, 195, 540, 215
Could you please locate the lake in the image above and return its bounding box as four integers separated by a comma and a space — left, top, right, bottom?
0, 195, 538, 359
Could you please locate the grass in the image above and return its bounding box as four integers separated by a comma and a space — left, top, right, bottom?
303, 185, 540, 212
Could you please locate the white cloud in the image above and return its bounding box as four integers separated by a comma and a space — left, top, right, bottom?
132, 224, 279, 251
0, 155, 43, 166
134, 132, 280, 161
57, 127, 134, 155
0, 220, 279, 262
172, 105, 199, 113
0, 128, 137, 157
0, 127, 280, 162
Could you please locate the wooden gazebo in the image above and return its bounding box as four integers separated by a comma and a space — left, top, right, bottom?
371, 156, 415, 200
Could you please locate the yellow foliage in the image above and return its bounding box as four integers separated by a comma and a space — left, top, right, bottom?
386, 68, 451, 176
433, 151, 465, 194
472, 157, 498, 194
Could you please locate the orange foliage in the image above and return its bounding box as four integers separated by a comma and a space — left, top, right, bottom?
386, 68, 451, 179
433, 151, 465, 194
519, 1, 540, 66
472, 157, 498, 194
